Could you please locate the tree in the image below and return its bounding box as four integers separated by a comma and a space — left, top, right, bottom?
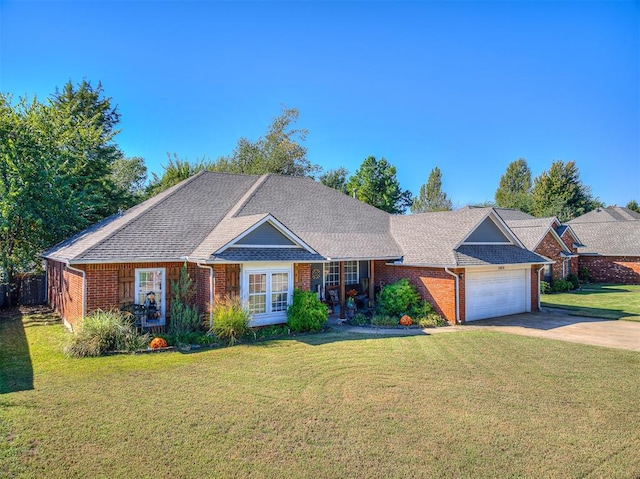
626, 200, 640, 213
51, 80, 125, 223
411, 167, 453, 213
346, 156, 412, 214
212, 105, 320, 177
319, 167, 349, 194
146, 154, 211, 197
148, 106, 321, 196
532, 160, 600, 221
494, 158, 533, 213
110, 156, 148, 208
1, 81, 131, 304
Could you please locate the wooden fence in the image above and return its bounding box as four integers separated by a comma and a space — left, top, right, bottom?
0, 274, 47, 308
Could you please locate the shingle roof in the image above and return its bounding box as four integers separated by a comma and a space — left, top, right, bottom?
390, 208, 492, 265
569, 207, 640, 224
492, 208, 536, 221
569, 221, 640, 256
455, 245, 551, 266
44, 172, 551, 267
503, 217, 562, 251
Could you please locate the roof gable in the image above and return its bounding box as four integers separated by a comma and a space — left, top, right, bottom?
235, 221, 297, 246
463, 216, 512, 243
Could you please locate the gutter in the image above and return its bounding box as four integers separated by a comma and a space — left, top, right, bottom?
196, 262, 215, 329
535, 265, 545, 310
65, 262, 86, 329
444, 268, 460, 324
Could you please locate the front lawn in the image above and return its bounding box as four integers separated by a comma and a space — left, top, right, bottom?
1, 311, 639, 478
541, 283, 640, 321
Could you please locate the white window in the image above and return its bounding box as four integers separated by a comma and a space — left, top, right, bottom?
243, 265, 292, 324
325, 261, 358, 286
135, 268, 166, 326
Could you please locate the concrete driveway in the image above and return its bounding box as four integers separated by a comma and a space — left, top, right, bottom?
467, 309, 640, 351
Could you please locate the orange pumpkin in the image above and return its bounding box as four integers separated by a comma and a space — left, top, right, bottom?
150, 337, 168, 349
399, 315, 412, 326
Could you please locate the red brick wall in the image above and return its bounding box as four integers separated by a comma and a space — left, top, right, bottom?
578, 256, 640, 284
535, 231, 565, 280
560, 229, 579, 275
294, 263, 311, 290
213, 264, 227, 299
531, 267, 542, 311
374, 261, 460, 324
47, 259, 84, 329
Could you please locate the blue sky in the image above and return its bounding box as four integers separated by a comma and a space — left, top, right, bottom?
1, 1, 638, 207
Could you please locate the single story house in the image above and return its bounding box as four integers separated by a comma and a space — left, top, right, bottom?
493, 208, 582, 283
44, 172, 550, 329
568, 207, 640, 284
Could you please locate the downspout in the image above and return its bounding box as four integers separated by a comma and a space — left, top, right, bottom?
197, 262, 215, 329
65, 262, 86, 330
536, 266, 545, 311
444, 268, 460, 324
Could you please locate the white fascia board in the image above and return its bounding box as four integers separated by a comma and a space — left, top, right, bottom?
532, 226, 570, 252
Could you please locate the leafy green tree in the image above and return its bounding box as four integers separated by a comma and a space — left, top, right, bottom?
319, 167, 349, 194
146, 154, 211, 197
149, 106, 321, 196
411, 167, 453, 213
110, 156, 148, 208
626, 200, 640, 213
346, 156, 412, 214
494, 158, 533, 213
211, 106, 320, 177
1, 81, 131, 304
532, 160, 600, 221
51, 80, 125, 222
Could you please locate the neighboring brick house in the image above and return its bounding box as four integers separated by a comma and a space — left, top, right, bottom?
44, 172, 549, 329
568, 207, 640, 284
492, 209, 582, 284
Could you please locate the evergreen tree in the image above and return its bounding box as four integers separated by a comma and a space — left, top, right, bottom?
626, 200, 640, 213
494, 158, 533, 213
532, 160, 600, 221
411, 167, 453, 213
346, 156, 412, 214
319, 167, 349, 194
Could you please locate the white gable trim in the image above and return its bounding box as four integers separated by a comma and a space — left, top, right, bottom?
531, 226, 571, 252
215, 214, 317, 255
456, 210, 524, 250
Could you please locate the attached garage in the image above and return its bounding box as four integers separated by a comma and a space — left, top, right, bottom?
465, 267, 530, 321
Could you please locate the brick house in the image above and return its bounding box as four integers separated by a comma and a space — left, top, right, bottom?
44, 172, 549, 329
493, 209, 582, 284
568, 207, 640, 284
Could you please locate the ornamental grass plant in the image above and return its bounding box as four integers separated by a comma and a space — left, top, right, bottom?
209, 295, 251, 345
64, 310, 149, 358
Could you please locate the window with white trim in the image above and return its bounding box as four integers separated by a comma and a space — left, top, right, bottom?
135, 268, 166, 325
246, 270, 290, 315
325, 261, 359, 286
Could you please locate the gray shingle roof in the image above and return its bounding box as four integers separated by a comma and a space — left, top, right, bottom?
211, 247, 325, 262
455, 245, 551, 266
569, 221, 640, 256
569, 207, 640, 224
44, 172, 551, 267
492, 208, 536, 221
503, 217, 562, 251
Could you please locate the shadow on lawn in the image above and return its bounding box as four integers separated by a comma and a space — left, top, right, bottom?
0, 310, 34, 393
470, 310, 616, 331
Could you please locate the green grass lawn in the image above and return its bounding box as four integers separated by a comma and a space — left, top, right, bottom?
541, 283, 640, 321
1, 311, 639, 478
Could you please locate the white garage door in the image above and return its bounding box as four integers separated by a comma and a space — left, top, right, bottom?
466, 269, 528, 321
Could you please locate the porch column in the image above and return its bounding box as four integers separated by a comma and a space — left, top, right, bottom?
369, 260, 375, 307
340, 261, 346, 319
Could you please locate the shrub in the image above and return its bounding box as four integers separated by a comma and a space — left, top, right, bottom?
169, 263, 202, 341
64, 310, 149, 358
416, 313, 447, 328
371, 314, 399, 327
209, 296, 251, 346
376, 278, 420, 318
287, 289, 328, 332
565, 273, 579, 290
579, 267, 591, 284
409, 300, 434, 320
552, 279, 572, 293
540, 281, 551, 294
349, 313, 371, 326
